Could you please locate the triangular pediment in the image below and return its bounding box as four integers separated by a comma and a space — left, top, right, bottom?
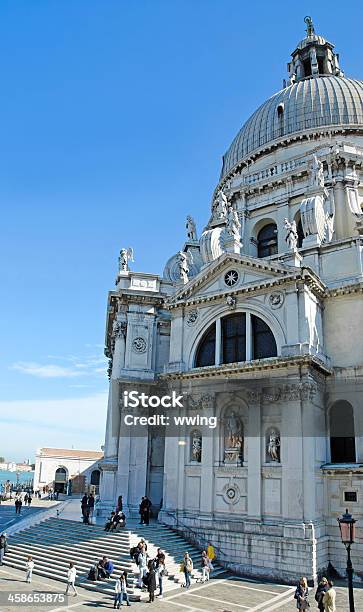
167, 253, 303, 304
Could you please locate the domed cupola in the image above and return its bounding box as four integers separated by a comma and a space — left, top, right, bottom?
288, 16, 343, 84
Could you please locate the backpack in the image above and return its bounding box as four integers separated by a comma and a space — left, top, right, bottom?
88, 567, 97, 581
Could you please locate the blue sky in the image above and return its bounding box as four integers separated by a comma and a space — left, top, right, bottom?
0, 1, 362, 461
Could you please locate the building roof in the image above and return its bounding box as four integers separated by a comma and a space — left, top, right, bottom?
221, 76, 363, 178
38, 448, 103, 460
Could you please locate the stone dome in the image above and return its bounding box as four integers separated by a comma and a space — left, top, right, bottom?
221, 76, 363, 179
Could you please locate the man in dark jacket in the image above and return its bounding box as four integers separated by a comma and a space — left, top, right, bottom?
0, 532, 8, 565
145, 560, 157, 603
315, 577, 328, 611
81, 494, 88, 521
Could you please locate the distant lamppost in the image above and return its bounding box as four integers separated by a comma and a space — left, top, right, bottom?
337, 509, 356, 612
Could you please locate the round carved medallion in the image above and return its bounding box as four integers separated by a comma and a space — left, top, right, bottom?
269, 291, 284, 309
222, 482, 241, 505
224, 269, 239, 287
186, 309, 198, 326
132, 337, 147, 353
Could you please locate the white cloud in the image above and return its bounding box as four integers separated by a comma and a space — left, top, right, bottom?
11, 362, 85, 378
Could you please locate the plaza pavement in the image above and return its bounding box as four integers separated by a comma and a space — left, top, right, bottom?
0, 498, 59, 533
0, 563, 362, 611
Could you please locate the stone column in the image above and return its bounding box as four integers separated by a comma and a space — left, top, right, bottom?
127, 433, 149, 517
200, 400, 215, 520
247, 394, 261, 518
281, 396, 304, 521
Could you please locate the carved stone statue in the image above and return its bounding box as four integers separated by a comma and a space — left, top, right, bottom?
191, 432, 202, 462
224, 411, 243, 462
311, 155, 324, 189
119, 247, 134, 272
267, 430, 280, 462
186, 215, 197, 241
284, 218, 298, 250
177, 251, 192, 284
214, 189, 228, 219
226, 204, 241, 240
304, 16, 315, 37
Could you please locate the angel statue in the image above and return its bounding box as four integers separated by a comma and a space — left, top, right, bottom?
177, 250, 192, 284
226, 203, 241, 240
311, 155, 325, 189
214, 189, 228, 219
284, 218, 298, 250
119, 247, 134, 272
267, 430, 280, 462
186, 215, 197, 241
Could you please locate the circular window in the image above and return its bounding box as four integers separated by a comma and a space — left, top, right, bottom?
224, 270, 239, 287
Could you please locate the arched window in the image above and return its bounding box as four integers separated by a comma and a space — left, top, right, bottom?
257, 223, 278, 258
90, 469, 100, 486
195, 323, 216, 367
252, 315, 277, 359
222, 313, 246, 363
330, 401, 356, 463
277, 104, 284, 138
190, 430, 202, 463
55, 467, 67, 482
194, 314, 277, 368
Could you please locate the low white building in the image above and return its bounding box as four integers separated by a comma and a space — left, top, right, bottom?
33, 448, 103, 495
100, 19, 363, 582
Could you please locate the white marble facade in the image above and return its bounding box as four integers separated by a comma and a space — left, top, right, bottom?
99, 21, 363, 582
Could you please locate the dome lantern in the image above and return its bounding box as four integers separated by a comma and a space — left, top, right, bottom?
287, 17, 343, 84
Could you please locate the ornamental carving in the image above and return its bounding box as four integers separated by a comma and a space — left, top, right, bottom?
221, 482, 241, 505
269, 291, 284, 309
132, 337, 147, 353
224, 269, 239, 287
188, 393, 214, 410
226, 295, 237, 310
186, 309, 198, 326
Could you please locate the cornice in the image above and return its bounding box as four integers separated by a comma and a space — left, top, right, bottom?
160, 354, 332, 381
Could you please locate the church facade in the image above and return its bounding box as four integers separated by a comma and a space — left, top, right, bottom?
99, 20, 363, 582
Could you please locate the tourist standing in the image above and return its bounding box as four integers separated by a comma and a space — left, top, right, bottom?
117, 495, 123, 512
207, 542, 215, 571
114, 571, 131, 608
315, 577, 328, 611
137, 549, 148, 588
182, 552, 193, 589
27, 494, 32, 507
201, 551, 210, 583
25, 556, 34, 583
156, 556, 166, 598
143, 496, 152, 525
139, 497, 146, 524
145, 560, 157, 603
88, 493, 95, 522
65, 562, 78, 597
81, 494, 88, 519
322, 580, 336, 612
294, 577, 309, 610
0, 532, 8, 565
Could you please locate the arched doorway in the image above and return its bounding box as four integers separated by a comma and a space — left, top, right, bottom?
54, 467, 68, 494
90, 469, 101, 495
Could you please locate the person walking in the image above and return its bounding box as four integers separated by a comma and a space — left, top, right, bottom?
0, 532, 8, 565
137, 549, 148, 588
145, 560, 157, 603
182, 552, 193, 589
322, 580, 336, 612
27, 494, 32, 508
81, 493, 88, 520
294, 577, 310, 610
156, 556, 166, 598
201, 551, 210, 583
207, 542, 215, 572
24, 493, 29, 506
25, 556, 34, 583
315, 577, 328, 612
114, 571, 131, 608
65, 562, 78, 597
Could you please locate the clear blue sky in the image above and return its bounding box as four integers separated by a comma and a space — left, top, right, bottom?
0, 1, 361, 461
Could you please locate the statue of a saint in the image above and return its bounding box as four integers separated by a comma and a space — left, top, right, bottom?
226, 204, 241, 240
186, 216, 197, 241
311, 155, 325, 189
224, 411, 243, 462
284, 218, 298, 250
214, 189, 228, 219
267, 430, 280, 462
177, 251, 191, 284
191, 433, 202, 462
119, 247, 134, 272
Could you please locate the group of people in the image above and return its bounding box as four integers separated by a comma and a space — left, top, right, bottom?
80, 492, 95, 524
87, 556, 115, 581
295, 576, 337, 611
14, 493, 32, 513
130, 540, 167, 602
104, 510, 126, 531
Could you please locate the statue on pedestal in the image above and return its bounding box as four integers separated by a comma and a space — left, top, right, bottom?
226, 203, 241, 240
267, 430, 280, 462
284, 218, 298, 250
186, 216, 197, 241
311, 155, 325, 189
119, 247, 134, 272
177, 251, 192, 284
214, 189, 228, 219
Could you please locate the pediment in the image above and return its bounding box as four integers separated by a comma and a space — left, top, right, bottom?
167, 253, 301, 304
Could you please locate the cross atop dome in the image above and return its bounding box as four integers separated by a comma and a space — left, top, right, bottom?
287, 17, 343, 85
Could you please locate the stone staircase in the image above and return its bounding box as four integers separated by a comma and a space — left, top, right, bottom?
3, 517, 225, 600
